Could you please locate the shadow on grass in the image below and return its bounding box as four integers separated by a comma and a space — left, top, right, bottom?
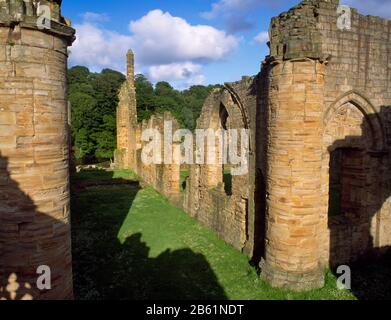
71, 171, 227, 300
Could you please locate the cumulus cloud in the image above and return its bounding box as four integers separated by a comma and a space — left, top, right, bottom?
70, 22, 132, 72
342, 0, 391, 19
70, 10, 238, 87
129, 10, 238, 66
149, 63, 206, 86
254, 31, 269, 44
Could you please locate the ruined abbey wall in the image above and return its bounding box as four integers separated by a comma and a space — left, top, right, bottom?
116, 50, 137, 171
116, 0, 391, 291
183, 77, 259, 254
115, 57, 182, 205
0, 0, 75, 299
134, 112, 182, 204
260, 0, 391, 290
317, 1, 391, 264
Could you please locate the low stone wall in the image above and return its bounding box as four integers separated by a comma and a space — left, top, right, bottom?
183, 78, 259, 253
133, 112, 182, 206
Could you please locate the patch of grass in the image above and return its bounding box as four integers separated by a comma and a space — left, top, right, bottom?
71, 169, 356, 300
72, 169, 138, 181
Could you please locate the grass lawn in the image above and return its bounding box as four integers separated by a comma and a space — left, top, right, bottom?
71, 169, 361, 300
72, 169, 138, 181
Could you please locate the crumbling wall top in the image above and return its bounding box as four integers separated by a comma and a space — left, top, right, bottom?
0, 0, 75, 44
269, 0, 338, 61
268, 0, 391, 63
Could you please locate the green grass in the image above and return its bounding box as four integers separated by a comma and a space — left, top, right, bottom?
72, 169, 138, 181
71, 169, 357, 300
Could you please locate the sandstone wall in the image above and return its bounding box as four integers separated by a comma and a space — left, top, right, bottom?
134, 112, 181, 205
261, 0, 391, 290
115, 0, 391, 292
316, 0, 391, 266
115, 50, 137, 170
115, 53, 182, 207
183, 77, 259, 253
0, 0, 75, 299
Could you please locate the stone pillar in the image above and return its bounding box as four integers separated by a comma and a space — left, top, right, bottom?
0, 0, 75, 300
127, 49, 135, 86
115, 50, 137, 170
260, 58, 326, 290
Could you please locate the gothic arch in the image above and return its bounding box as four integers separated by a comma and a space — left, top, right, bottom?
224, 84, 250, 130
320, 91, 387, 267
205, 86, 250, 133
324, 91, 386, 151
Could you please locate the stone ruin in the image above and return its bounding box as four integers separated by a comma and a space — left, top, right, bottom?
115, 50, 182, 205
0, 0, 391, 300
116, 0, 391, 290
0, 0, 75, 299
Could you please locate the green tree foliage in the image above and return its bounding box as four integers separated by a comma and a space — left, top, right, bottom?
135, 74, 219, 131
68, 66, 219, 162
134, 74, 155, 121
93, 115, 117, 159
68, 66, 126, 161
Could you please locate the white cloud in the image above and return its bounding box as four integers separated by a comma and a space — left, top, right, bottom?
70, 22, 132, 72
342, 0, 391, 19
129, 10, 238, 66
70, 10, 238, 88
254, 31, 269, 44
148, 62, 205, 86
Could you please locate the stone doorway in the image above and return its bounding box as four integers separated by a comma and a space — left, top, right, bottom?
328, 148, 366, 219
328, 146, 372, 267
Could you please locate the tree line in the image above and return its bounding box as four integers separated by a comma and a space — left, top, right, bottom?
68, 66, 219, 162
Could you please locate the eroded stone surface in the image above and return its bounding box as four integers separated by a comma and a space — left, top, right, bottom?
0, 0, 75, 300
117, 0, 391, 291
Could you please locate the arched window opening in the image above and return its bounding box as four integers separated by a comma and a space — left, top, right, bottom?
220, 104, 232, 196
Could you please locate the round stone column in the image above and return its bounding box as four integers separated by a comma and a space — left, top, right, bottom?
0, 1, 75, 299
260, 58, 326, 290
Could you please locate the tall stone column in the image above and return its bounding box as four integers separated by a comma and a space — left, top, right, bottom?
260, 58, 326, 290
0, 0, 75, 299
258, 0, 336, 290
115, 49, 137, 170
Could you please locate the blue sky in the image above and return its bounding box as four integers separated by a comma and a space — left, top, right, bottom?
62, 0, 391, 89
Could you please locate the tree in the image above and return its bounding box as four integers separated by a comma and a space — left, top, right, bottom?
94, 115, 117, 159
68, 66, 220, 162
69, 92, 97, 134
135, 74, 155, 121
68, 66, 90, 85
92, 69, 126, 116
68, 66, 126, 161
74, 128, 94, 159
